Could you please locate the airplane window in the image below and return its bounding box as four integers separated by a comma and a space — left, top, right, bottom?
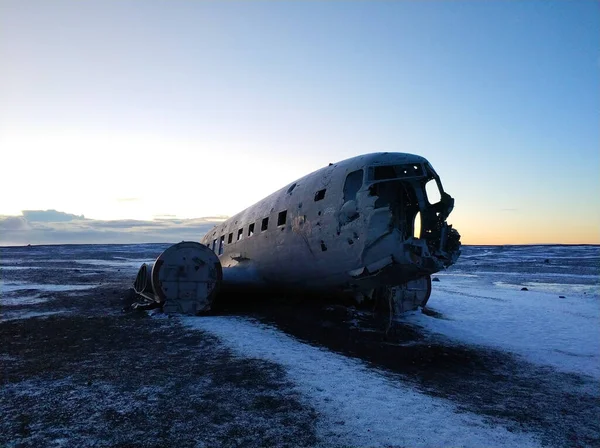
277, 210, 287, 226
373, 166, 396, 180
343, 169, 363, 202
413, 212, 422, 239
370, 164, 424, 181
227, 233, 233, 244
314, 189, 326, 201
261, 217, 269, 231
237, 229, 243, 241
218, 236, 224, 255
425, 179, 442, 204
248, 223, 255, 236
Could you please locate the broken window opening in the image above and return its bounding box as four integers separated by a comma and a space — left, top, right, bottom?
368, 164, 424, 181
413, 212, 422, 239
248, 223, 255, 237
343, 169, 363, 202
277, 210, 287, 226
425, 179, 442, 205
211, 239, 217, 252
314, 189, 326, 201
370, 181, 417, 210
237, 229, 243, 241
370, 180, 421, 240
320, 241, 327, 251
261, 217, 269, 231
287, 183, 297, 194
227, 233, 233, 244
218, 236, 225, 255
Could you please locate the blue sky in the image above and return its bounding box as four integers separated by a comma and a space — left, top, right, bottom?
1, 1, 598, 244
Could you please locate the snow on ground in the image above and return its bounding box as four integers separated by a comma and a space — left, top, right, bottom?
73, 259, 149, 269
182, 316, 541, 448
0, 310, 66, 322
407, 273, 599, 379
0, 282, 95, 293
1, 293, 48, 306
1, 282, 97, 308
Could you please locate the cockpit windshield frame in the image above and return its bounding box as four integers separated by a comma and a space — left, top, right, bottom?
366, 163, 425, 183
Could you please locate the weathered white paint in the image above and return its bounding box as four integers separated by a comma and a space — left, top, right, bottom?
200, 152, 460, 307
133, 242, 221, 314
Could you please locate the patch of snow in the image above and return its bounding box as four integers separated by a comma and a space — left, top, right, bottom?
2, 293, 49, 306
182, 316, 540, 448
408, 275, 600, 379
74, 259, 148, 269
494, 280, 598, 296
0, 282, 95, 293
0, 310, 66, 322
0, 266, 42, 270
435, 273, 480, 278
471, 271, 598, 280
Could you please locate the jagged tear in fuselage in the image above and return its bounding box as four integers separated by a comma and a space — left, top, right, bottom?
331, 159, 460, 311
133, 153, 461, 315
203, 153, 460, 308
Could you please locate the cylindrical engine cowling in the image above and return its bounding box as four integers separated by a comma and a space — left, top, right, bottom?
133, 241, 222, 315
133, 262, 155, 298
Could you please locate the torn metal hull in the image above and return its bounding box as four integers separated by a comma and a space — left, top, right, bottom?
133, 242, 221, 314
134, 152, 460, 315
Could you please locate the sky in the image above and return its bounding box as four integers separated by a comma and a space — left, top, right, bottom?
1, 0, 598, 245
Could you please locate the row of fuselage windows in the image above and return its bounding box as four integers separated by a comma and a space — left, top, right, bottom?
209, 187, 328, 255
210, 209, 287, 255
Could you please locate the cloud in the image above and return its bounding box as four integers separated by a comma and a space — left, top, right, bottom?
0, 211, 225, 246
0, 216, 30, 231
153, 214, 177, 219
21, 209, 85, 222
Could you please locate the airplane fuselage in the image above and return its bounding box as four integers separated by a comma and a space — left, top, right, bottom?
200, 152, 460, 303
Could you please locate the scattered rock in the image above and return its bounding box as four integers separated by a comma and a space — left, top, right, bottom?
544, 259, 550, 264
521, 287, 528, 291
432, 277, 440, 282
559, 296, 566, 299
421, 307, 444, 319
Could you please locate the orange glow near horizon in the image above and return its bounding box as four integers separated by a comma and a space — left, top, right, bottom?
449, 212, 600, 246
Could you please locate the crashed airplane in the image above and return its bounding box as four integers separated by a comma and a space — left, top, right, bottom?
133, 152, 461, 316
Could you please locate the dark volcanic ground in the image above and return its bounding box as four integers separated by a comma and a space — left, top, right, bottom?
1, 245, 317, 448
1, 244, 599, 447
